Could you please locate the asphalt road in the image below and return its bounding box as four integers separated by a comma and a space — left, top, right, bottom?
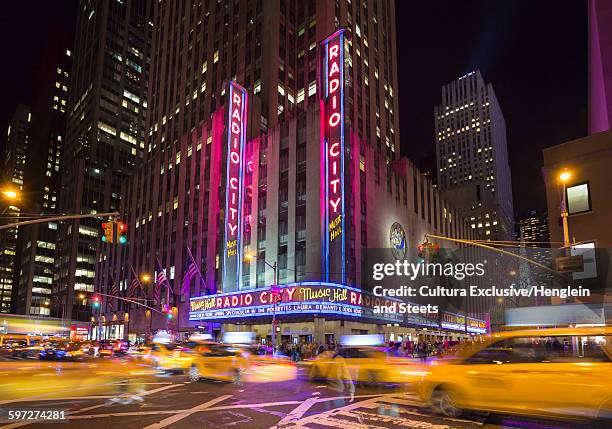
0, 369, 600, 429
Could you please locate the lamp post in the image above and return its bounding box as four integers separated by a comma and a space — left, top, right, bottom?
559, 169, 572, 248
140, 273, 153, 341
246, 252, 278, 354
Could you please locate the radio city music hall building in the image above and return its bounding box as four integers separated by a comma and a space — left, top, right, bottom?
95, 1, 487, 343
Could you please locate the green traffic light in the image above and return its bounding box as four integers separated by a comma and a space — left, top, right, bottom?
167, 314, 173, 319
102, 236, 107, 242
119, 236, 127, 244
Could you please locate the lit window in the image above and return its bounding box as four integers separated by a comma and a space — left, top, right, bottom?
566, 183, 590, 214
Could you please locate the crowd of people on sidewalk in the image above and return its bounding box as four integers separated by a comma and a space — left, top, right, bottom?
278, 339, 339, 361
386, 339, 460, 360
274, 337, 462, 362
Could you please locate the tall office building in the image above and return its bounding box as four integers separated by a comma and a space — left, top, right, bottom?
517, 210, 550, 246
96, 1, 488, 342
588, 0, 612, 134
56, 0, 152, 320
145, 0, 399, 159
435, 70, 514, 240
15, 46, 72, 317
0, 105, 31, 313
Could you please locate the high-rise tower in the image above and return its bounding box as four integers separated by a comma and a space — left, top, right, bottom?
435, 70, 514, 240
56, 0, 152, 320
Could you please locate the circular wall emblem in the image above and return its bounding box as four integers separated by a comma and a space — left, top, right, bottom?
389, 222, 407, 260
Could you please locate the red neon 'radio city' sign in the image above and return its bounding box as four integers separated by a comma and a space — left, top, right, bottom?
320, 30, 346, 284
223, 81, 247, 290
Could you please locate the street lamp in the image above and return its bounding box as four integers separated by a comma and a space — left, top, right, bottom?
0, 187, 20, 216
1, 189, 18, 200
140, 273, 152, 283
246, 251, 278, 354
559, 168, 572, 248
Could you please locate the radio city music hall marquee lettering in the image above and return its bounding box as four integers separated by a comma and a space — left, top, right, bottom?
189, 282, 362, 320
223, 81, 248, 289
320, 30, 346, 284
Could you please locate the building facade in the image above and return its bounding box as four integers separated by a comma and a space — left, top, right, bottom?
435, 70, 514, 240
588, 0, 612, 134
15, 47, 72, 317
0, 105, 31, 313
95, 0, 488, 343
516, 210, 550, 246
56, 0, 152, 321
543, 130, 612, 249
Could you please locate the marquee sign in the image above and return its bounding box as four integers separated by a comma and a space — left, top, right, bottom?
407, 314, 440, 328
223, 81, 248, 292
441, 311, 467, 331
320, 30, 347, 284
466, 317, 488, 334
189, 282, 362, 321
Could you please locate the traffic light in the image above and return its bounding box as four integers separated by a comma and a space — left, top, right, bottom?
417, 241, 440, 263
101, 222, 114, 243
116, 221, 127, 244
162, 304, 174, 319
93, 295, 101, 308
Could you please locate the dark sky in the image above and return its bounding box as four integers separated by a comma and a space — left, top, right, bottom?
0, 1, 77, 140
1, 1, 587, 218
395, 0, 588, 217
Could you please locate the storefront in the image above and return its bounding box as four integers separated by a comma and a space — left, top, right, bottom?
189, 282, 487, 345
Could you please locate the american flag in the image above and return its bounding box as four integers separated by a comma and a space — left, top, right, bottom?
154, 261, 166, 305
181, 258, 198, 296
128, 275, 140, 298
109, 276, 118, 305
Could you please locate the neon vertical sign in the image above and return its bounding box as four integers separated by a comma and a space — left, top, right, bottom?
320, 30, 346, 284
223, 81, 248, 292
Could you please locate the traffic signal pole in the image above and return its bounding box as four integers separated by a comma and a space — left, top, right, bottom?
0, 211, 120, 231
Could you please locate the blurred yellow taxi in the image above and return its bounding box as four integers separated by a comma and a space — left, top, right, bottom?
187, 343, 247, 382
0, 359, 158, 401
418, 327, 612, 422
309, 346, 410, 384
149, 342, 194, 373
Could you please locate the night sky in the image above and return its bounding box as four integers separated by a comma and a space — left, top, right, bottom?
1, 1, 587, 218
395, 0, 587, 217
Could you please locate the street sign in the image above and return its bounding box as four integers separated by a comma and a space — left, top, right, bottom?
555, 255, 584, 273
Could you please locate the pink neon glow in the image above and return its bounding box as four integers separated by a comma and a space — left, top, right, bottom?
226, 87, 245, 238
326, 41, 342, 216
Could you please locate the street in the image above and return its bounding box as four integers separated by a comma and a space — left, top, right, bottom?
0, 368, 598, 429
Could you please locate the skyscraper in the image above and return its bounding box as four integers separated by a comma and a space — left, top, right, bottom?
516, 210, 550, 246
588, 0, 612, 134
15, 46, 72, 317
0, 105, 31, 313
56, 0, 152, 320
435, 70, 514, 240
95, 0, 486, 342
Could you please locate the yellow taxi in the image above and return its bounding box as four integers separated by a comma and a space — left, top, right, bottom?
149, 342, 194, 373
187, 343, 248, 383
308, 346, 411, 384
418, 327, 612, 422
0, 359, 158, 401
187, 343, 297, 383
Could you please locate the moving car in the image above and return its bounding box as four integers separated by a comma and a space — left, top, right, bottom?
188, 343, 247, 382
99, 339, 130, 357
149, 342, 194, 373
308, 346, 411, 384
127, 344, 152, 362
418, 327, 612, 422
39, 341, 87, 361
